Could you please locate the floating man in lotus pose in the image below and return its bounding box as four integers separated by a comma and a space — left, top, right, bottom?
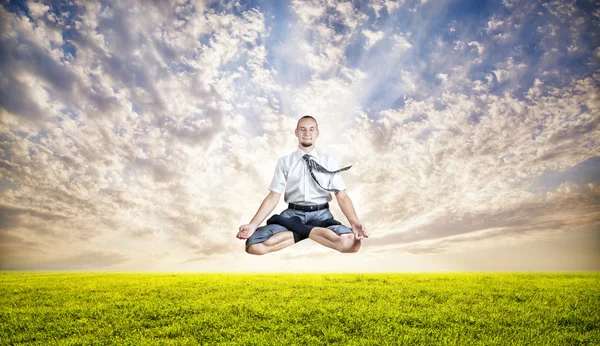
236, 115, 368, 254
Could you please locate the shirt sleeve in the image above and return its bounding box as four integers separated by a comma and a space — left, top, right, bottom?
268, 158, 287, 194
328, 157, 347, 192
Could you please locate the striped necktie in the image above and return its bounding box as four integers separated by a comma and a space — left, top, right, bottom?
302, 154, 352, 193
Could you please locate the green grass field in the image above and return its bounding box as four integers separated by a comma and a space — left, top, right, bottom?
1, 273, 599, 345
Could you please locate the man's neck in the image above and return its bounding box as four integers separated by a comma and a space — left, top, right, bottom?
298, 145, 315, 153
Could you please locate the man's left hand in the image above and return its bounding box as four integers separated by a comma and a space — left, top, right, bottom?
351, 222, 368, 240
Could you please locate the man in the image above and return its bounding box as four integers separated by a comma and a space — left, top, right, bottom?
236, 115, 368, 255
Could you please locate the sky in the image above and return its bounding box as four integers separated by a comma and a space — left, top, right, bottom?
0, 0, 599, 272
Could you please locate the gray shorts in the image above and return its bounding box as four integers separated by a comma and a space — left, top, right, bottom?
245, 208, 353, 250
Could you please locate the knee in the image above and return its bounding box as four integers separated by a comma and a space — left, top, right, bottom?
340, 238, 361, 253
246, 244, 268, 256
341, 245, 360, 253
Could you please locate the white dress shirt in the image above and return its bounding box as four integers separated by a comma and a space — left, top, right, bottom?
268, 147, 347, 205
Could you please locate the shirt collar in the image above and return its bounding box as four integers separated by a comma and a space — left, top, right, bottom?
294, 146, 320, 162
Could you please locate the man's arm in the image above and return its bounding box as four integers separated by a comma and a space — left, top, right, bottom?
335, 190, 368, 240
236, 191, 281, 239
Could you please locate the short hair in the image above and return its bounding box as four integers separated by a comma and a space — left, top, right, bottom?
296, 115, 319, 130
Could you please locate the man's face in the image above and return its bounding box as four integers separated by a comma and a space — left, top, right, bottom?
295, 118, 319, 148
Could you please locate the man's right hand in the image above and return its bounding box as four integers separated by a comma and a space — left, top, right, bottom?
236, 224, 257, 240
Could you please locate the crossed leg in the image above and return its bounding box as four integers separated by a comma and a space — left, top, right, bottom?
309, 227, 361, 253
246, 230, 295, 255
247, 227, 360, 255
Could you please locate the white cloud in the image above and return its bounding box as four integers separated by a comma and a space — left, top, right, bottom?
492, 57, 527, 83
291, 0, 326, 25
468, 41, 484, 56
502, 0, 516, 9
362, 29, 385, 49
286, 0, 369, 74
537, 23, 559, 37
371, 0, 404, 18
486, 16, 511, 41
543, 0, 577, 22
27, 1, 50, 18
392, 33, 412, 50
487, 18, 504, 32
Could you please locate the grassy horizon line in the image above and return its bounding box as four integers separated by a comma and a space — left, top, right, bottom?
2, 270, 600, 275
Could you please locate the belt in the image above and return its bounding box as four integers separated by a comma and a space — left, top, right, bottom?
288, 203, 329, 212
